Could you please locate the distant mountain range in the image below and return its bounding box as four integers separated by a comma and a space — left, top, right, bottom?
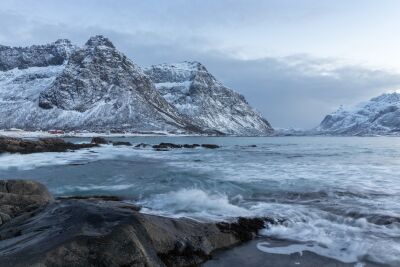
316, 92, 400, 135
0, 35, 273, 136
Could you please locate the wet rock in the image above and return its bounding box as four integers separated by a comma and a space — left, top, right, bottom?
0, 180, 54, 225
153, 143, 183, 149
152, 143, 218, 150
201, 144, 220, 149
112, 141, 132, 146
0, 181, 268, 267
0, 137, 97, 154
216, 217, 266, 242
135, 143, 150, 148
182, 144, 200, 148
91, 137, 108, 144
0, 199, 244, 267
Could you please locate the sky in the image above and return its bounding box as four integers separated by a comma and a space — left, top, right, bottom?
1, 0, 400, 128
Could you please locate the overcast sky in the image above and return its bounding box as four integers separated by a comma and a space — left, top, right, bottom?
1, 0, 400, 128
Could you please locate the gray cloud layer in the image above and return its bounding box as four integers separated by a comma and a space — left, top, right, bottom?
1, 2, 400, 128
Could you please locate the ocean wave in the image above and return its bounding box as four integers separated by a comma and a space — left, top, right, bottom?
0, 144, 139, 170
54, 184, 135, 195
257, 204, 400, 266
138, 188, 251, 221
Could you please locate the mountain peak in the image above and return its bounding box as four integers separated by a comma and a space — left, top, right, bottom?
54, 39, 72, 45
145, 62, 273, 135
85, 35, 115, 49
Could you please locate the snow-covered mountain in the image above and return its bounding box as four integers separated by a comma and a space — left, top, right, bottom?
0, 36, 272, 135
317, 92, 400, 135
145, 62, 273, 135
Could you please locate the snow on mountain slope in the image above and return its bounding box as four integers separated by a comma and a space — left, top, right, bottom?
145, 61, 273, 135
35, 36, 200, 132
0, 37, 200, 132
0, 37, 272, 135
317, 92, 400, 135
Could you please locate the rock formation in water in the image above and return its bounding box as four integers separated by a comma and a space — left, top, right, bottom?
0, 180, 268, 267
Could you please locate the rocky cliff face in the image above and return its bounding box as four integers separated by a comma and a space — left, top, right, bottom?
317, 92, 400, 135
0, 39, 75, 71
145, 62, 273, 135
0, 36, 272, 135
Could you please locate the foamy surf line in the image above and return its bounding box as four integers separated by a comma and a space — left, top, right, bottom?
0, 144, 154, 171
136, 188, 400, 266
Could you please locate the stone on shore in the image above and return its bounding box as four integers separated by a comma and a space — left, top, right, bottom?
0, 136, 97, 154
91, 137, 109, 144
0, 180, 267, 267
0, 180, 54, 225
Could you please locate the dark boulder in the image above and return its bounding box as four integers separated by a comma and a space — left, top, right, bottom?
135, 143, 150, 148
112, 141, 132, 146
152, 143, 219, 150
91, 137, 109, 144
0, 180, 54, 226
152, 143, 183, 149
0, 137, 97, 154
0, 181, 270, 267
182, 144, 200, 148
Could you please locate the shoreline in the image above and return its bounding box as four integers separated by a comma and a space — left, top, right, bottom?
2, 129, 400, 139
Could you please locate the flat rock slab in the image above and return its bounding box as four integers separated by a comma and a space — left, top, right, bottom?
0, 197, 264, 267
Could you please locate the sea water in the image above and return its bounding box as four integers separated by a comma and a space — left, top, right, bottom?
0, 136, 399, 266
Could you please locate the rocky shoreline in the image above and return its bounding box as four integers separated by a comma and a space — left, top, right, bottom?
0, 136, 99, 154
0, 136, 221, 154
0, 180, 269, 266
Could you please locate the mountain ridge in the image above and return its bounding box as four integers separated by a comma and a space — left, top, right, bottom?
0, 35, 273, 135
145, 61, 273, 135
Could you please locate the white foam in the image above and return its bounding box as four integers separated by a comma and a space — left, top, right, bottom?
0, 144, 140, 171
138, 188, 251, 221
257, 242, 364, 264
255, 203, 400, 266
54, 184, 134, 194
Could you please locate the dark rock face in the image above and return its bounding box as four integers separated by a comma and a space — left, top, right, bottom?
0, 39, 76, 71
0, 180, 269, 267
0, 136, 98, 154
0, 180, 53, 226
145, 62, 274, 136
